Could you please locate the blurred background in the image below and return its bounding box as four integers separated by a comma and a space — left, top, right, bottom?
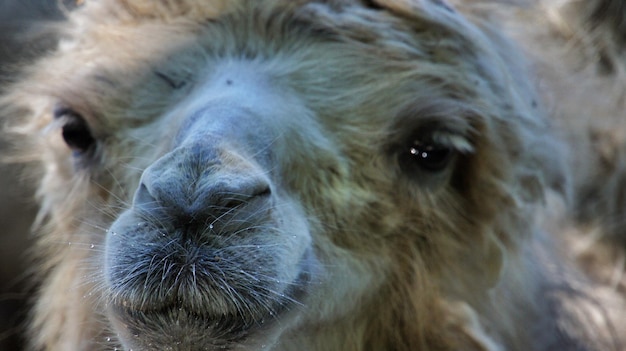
0, 1, 67, 349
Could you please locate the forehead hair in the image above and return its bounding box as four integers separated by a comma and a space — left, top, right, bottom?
9, 0, 561, 212
23, 0, 535, 127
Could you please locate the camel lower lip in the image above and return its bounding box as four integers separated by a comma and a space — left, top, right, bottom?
114, 304, 259, 334
111, 295, 292, 323
109, 302, 279, 348
108, 265, 312, 348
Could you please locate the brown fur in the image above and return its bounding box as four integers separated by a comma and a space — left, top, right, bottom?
2, 0, 625, 350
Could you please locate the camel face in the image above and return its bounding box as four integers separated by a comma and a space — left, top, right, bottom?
103, 62, 317, 348
12, 1, 552, 349
6, 0, 625, 350
96, 35, 476, 346
85, 9, 502, 346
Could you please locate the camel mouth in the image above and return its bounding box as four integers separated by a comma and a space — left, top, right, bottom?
104, 207, 315, 346
102, 120, 317, 348
107, 259, 311, 317
107, 267, 310, 348
110, 298, 287, 345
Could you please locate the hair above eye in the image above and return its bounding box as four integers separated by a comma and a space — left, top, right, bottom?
53, 106, 96, 154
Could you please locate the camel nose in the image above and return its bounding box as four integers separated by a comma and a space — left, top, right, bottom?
132, 143, 272, 235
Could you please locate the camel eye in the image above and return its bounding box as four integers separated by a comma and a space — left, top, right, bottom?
409, 139, 453, 172
53, 106, 96, 154
397, 133, 457, 176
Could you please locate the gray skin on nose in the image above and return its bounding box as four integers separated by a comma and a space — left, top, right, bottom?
132, 140, 272, 241
131, 100, 276, 240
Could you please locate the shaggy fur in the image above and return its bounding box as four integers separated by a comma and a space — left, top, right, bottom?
2, 0, 625, 350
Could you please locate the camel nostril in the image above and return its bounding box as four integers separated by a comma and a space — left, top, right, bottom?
247, 184, 272, 203
214, 182, 272, 210
133, 183, 159, 212
129, 143, 275, 236
257, 186, 272, 197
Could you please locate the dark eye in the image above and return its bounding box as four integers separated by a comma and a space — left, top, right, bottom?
53, 106, 96, 154
398, 135, 455, 175
409, 139, 453, 171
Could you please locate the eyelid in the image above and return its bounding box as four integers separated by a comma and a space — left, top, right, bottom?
53, 105, 80, 119
154, 70, 187, 90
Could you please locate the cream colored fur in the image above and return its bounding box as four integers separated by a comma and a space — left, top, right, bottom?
2, 0, 625, 350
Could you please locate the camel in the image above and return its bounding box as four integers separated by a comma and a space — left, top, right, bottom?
2, 0, 625, 350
